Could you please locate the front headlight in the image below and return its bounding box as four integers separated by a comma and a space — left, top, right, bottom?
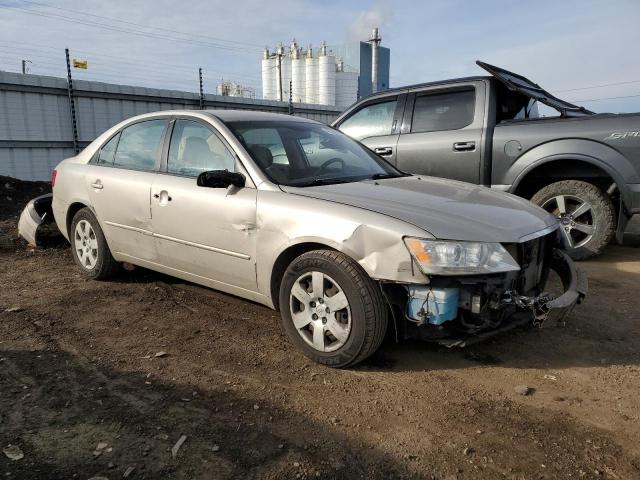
404, 237, 520, 275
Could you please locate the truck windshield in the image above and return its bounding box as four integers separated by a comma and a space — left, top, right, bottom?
226, 120, 405, 187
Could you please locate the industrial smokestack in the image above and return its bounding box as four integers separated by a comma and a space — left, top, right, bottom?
370, 27, 381, 94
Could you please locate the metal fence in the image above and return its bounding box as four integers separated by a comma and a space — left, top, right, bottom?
0, 70, 342, 181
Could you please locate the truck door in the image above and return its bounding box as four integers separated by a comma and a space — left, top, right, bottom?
336, 94, 406, 165
395, 85, 484, 184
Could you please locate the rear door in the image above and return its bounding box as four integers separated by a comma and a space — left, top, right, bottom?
395, 84, 485, 184
85, 118, 168, 262
335, 94, 406, 165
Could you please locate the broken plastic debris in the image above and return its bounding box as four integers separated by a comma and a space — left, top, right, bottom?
3, 444, 24, 461
171, 435, 187, 458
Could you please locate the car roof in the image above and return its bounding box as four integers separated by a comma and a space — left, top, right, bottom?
203, 109, 317, 123
125, 109, 319, 125
362, 75, 492, 99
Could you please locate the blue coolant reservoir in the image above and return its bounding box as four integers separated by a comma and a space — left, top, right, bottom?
406, 286, 459, 325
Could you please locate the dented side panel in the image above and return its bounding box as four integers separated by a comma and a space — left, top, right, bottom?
255, 190, 431, 307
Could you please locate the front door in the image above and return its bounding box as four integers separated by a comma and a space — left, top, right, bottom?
395, 87, 483, 184
151, 119, 258, 292
337, 95, 403, 165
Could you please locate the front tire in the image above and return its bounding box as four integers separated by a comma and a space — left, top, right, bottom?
279, 249, 387, 368
70, 207, 120, 279
531, 180, 615, 260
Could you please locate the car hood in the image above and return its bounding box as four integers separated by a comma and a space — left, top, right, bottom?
281, 176, 558, 243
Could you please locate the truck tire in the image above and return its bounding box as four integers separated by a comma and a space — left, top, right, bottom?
531, 180, 615, 260
279, 249, 388, 368
70, 207, 120, 279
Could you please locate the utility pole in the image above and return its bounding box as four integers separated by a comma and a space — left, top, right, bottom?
21, 59, 32, 75
65, 48, 79, 154
198, 67, 204, 110
288, 80, 293, 115
275, 44, 284, 102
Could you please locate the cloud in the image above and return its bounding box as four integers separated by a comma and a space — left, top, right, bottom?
347, 4, 393, 42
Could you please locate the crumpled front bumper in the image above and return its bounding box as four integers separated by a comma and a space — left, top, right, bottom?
544, 249, 588, 324
436, 249, 587, 347
18, 193, 55, 246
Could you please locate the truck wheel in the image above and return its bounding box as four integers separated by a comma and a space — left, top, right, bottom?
70, 207, 120, 279
531, 180, 615, 260
279, 249, 387, 368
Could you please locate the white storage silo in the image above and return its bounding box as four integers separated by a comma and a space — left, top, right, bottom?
318, 46, 336, 106
291, 48, 306, 103
304, 46, 317, 104
280, 55, 291, 102
261, 48, 276, 100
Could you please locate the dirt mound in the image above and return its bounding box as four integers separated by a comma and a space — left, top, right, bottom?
0, 175, 51, 221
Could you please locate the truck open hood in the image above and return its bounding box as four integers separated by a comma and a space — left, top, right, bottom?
282, 176, 559, 244
477, 60, 594, 117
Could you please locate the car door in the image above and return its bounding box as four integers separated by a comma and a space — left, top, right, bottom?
335, 94, 405, 165
150, 118, 258, 292
84, 118, 168, 262
395, 85, 484, 184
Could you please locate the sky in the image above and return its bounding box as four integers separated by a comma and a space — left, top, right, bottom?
0, 0, 639, 113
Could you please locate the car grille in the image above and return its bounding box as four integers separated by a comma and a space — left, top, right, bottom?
504, 231, 556, 295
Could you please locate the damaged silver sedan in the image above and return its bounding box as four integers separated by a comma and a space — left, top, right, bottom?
40, 110, 586, 367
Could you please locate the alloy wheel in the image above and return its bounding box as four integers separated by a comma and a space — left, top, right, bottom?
541, 194, 596, 248
289, 271, 352, 352
74, 220, 99, 269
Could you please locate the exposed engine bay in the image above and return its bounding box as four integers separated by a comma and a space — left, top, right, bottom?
382, 232, 587, 346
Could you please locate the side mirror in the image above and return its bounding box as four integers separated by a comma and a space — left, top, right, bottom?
197, 170, 246, 189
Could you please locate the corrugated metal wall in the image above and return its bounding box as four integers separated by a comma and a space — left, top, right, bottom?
0, 70, 341, 181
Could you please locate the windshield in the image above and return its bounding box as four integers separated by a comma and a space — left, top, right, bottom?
225, 120, 405, 187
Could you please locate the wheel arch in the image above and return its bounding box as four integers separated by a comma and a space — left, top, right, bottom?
504, 139, 635, 207
66, 201, 91, 237
512, 157, 618, 200
269, 241, 339, 310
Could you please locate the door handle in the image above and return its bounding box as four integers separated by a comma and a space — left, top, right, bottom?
153, 192, 172, 202
90, 180, 103, 189
453, 141, 476, 152
374, 147, 393, 156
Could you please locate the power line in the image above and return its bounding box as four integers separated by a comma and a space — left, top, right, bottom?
16, 0, 263, 49
555, 79, 640, 93
0, 5, 257, 54
569, 93, 640, 103
0, 42, 261, 83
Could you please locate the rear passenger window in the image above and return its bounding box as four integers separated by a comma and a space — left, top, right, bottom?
339, 98, 397, 140
113, 120, 166, 171
411, 89, 475, 133
96, 133, 120, 165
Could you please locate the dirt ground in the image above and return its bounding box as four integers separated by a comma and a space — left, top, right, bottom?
1, 178, 640, 480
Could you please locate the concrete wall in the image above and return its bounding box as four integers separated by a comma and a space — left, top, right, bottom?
0, 70, 341, 181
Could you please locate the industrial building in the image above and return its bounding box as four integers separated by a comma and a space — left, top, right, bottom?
261, 28, 390, 108
216, 80, 255, 99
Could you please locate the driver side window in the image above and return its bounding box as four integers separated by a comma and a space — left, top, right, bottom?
338, 98, 398, 141
168, 120, 235, 177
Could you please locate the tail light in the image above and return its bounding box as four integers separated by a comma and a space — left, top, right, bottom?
51, 169, 57, 187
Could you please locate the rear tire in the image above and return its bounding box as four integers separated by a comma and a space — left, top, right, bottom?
279, 249, 387, 368
531, 180, 615, 260
70, 207, 120, 280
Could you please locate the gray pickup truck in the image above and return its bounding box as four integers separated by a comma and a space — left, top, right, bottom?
333, 61, 640, 259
